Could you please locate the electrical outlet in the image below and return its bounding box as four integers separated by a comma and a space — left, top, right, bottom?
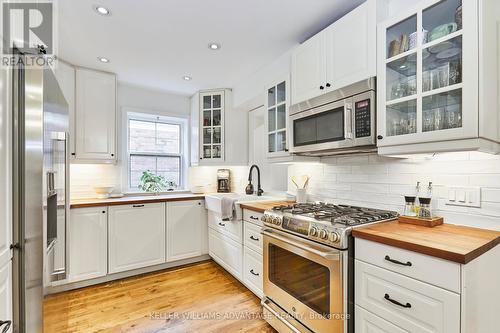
446, 186, 481, 208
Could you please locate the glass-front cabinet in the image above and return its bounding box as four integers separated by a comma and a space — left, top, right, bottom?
266, 78, 290, 157
377, 0, 478, 148
200, 91, 224, 161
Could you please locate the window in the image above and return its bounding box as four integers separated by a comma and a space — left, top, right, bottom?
128, 114, 185, 190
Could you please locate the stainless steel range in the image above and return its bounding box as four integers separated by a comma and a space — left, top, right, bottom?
261, 202, 398, 333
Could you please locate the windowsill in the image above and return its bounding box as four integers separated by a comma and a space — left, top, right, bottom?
123, 189, 191, 197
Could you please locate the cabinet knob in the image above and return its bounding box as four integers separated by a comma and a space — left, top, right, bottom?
111, 154, 114, 157
319, 85, 325, 90
326, 83, 331, 87
102, 210, 106, 214
377, 135, 383, 140
71, 153, 76, 156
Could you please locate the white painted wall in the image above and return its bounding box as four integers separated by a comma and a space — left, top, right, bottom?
288, 152, 500, 230
70, 83, 191, 198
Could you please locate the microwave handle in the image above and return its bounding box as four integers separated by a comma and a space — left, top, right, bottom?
345, 102, 353, 139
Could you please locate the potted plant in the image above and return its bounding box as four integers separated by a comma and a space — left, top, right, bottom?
138, 171, 176, 194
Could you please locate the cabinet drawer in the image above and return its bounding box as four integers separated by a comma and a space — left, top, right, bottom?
208, 211, 242, 243
356, 305, 408, 333
355, 260, 460, 333
244, 222, 262, 254
243, 247, 263, 298
243, 209, 263, 226
355, 238, 461, 293
208, 228, 242, 279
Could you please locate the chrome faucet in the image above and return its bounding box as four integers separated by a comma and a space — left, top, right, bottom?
246, 164, 263, 196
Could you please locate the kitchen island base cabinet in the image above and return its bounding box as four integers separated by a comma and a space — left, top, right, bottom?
69, 207, 108, 283
166, 200, 207, 262
208, 228, 243, 280
108, 203, 166, 274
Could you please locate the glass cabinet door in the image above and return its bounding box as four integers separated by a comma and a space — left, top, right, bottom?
382, 0, 464, 140
267, 81, 287, 154
201, 92, 224, 160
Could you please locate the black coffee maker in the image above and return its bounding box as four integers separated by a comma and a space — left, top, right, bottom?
217, 169, 230, 193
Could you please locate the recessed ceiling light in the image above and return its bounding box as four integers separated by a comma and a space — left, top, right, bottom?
208, 43, 221, 50
94, 5, 111, 16
97, 57, 110, 63
183, 76, 192, 81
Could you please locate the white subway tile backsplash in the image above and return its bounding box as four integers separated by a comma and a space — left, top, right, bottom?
288, 152, 500, 230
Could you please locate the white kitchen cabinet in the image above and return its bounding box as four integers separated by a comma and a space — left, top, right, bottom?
377, 0, 500, 155
68, 207, 107, 283
53, 59, 76, 157
243, 247, 263, 298
75, 67, 117, 162
208, 211, 243, 243
166, 200, 207, 262
291, 0, 379, 105
0, 264, 12, 333
191, 89, 248, 166
208, 228, 243, 280
356, 305, 407, 333
108, 203, 165, 274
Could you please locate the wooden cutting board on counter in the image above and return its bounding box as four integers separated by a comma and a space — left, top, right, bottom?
239, 200, 293, 213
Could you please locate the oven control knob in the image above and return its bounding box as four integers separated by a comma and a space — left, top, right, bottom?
273, 217, 280, 225
330, 231, 340, 242
319, 229, 328, 239
310, 227, 318, 237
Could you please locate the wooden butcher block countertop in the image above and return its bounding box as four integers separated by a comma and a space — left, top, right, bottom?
239, 200, 294, 213
352, 220, 500, 264
71, 193, 205, 209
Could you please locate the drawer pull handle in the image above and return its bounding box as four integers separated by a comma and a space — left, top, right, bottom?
384, 293, 411, 308
250, 216, 259, 220
132, 204, 144, 208
250, 269, 259, 276
0, 320, 12, 333
250, 236, 259, 241
385, 255, 412, 267
218, 222, 226, 227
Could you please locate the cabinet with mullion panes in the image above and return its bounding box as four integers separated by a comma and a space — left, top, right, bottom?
266, 80, 288, 157
201, 92, 224, 161
378, 0, 474, 149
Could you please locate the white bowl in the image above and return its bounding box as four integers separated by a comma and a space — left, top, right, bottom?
94, 186, 114, 199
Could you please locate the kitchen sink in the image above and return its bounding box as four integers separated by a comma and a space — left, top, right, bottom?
204, 193, 278, 216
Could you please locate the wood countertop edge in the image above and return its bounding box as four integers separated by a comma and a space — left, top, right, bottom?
352, 226, 500, 265
70, 195, 205, 209
239, 201, 293, 213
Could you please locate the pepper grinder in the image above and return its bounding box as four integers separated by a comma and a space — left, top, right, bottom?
418, 182, 433, 218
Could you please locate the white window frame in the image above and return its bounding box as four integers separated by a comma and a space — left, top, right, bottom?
123, 108, 189, 193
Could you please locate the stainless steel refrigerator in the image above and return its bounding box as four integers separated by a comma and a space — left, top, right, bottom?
11, 53, 69, 333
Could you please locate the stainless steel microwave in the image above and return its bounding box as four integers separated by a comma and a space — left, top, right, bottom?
290, 78, 376, 156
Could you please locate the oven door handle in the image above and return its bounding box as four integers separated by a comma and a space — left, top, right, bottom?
261, 229, 340, 260
262, 299, 304, 333
345, 102, 353, 140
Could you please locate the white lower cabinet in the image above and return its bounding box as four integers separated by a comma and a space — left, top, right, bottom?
108, 203, 166, 274
356, 305, 408, 333
69, 207, 108, 282
166, 200, 207, 262
208, 228, 243, 279
208, 211, 243, 243
0, 264, 12, 333
243, 247, 263, 298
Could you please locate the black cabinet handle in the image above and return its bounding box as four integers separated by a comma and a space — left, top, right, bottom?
250, 216, 259, 220
111, 153, 114, 157
250, 269, 259, 276
71, 152, 76, 156
218, 222, 225, 227
377, 135, 383, 140
9, 243, 20, 250
385, 255, 412, 266
326, 83, 331, 87
319, 85, 325, 90
384, 294, 411, 308
102, 210, 106, 214
132, 204, 144, 208
250, 236, 259, 241
0, 320, 12, 333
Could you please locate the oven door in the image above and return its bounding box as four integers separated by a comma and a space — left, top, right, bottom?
263, 228, 346, 333
290, 98, 354, 154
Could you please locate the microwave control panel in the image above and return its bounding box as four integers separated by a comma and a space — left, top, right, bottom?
354, 99, 371, 138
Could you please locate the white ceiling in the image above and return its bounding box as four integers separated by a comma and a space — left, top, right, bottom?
58, 0, 365, 95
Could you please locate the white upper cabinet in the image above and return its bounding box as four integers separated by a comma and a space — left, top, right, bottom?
191, 89, 248, 166
265, 77, 290, 158
75, 68, 117, 162
291, 0, 378, 105
53, 60, 76, 158
291, 33, 326, 104
377, 0, 500, 155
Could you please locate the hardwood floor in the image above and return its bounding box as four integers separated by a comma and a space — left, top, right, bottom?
44, 260, 276, 333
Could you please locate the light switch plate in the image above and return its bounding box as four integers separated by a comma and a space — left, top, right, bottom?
446, 186, 481, 208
